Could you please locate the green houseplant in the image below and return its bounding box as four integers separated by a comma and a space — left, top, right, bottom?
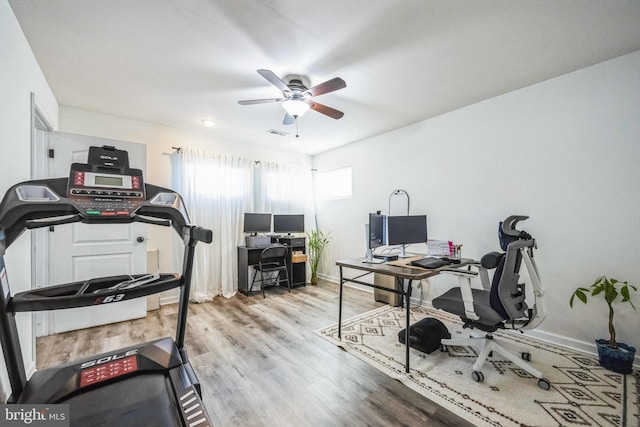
570, 276, 638, 374
307, 230, 331, 286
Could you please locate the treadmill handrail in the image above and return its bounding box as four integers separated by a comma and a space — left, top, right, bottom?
25, 214, 83, 229
9, 273, 182, 312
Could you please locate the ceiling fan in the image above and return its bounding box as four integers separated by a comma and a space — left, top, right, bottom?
238, 69, 346, 125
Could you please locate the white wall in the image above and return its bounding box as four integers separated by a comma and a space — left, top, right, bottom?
0, 0, 58, 401
313, 50, 640, 360
58, 106, 312, 301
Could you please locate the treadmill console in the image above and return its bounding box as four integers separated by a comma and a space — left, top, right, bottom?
67, 145, 145, 218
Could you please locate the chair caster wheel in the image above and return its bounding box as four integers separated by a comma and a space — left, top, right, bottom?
537, 378, 551, 390
472, 371, 484, 382
521, 352, 532, 361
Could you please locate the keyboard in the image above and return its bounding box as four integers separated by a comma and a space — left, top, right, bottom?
409, 257, 450, 269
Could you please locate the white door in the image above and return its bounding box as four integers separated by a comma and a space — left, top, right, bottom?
48, 132, 147, 334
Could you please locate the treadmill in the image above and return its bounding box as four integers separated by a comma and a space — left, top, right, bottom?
0, 145, 213, 426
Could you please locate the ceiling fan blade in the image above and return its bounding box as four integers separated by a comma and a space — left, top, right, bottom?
283, 113, 294, 125
308, 101, 344, 119
257, 69, 290, 92
238, 98, 284, 105
307, 77, 346, 97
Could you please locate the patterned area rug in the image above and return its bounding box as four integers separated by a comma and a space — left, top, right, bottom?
315, 305, 639, 427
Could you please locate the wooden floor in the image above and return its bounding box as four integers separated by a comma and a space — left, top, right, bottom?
37, 281, 474, 427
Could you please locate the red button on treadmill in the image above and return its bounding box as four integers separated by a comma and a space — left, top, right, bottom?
116, 211, 129, 216
101, 212, 116, 216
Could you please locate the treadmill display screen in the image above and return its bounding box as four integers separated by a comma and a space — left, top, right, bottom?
94, 175, 124, 187
80, 355, 138, 387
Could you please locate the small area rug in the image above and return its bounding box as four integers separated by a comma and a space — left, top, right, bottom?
315, 305, 639, 427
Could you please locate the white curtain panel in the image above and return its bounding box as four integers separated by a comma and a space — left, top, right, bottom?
171, 149, 314, 301
172, 148, 253, 300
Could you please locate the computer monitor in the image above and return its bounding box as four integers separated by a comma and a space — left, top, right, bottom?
369, 213, 386, 249
243, 213, 272, 235
273, 214, 304, 235
387, 215, 428, 257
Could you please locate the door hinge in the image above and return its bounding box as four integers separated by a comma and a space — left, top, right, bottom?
48, 149, 55, 159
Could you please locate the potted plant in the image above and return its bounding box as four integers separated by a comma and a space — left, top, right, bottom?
570, 276, 638, 374
307, 230, 331, 286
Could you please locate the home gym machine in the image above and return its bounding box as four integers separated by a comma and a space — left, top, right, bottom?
0, 146, 213, 426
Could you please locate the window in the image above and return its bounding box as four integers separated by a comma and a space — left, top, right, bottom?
316, 167, 352, 200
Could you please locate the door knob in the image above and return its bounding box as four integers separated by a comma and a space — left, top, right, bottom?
136, 236, 145, 243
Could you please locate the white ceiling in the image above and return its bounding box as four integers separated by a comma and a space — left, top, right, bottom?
9, 0, 640, 155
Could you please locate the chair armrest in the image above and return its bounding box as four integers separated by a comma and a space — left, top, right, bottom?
440, 269, 480, 320
439, 268, 478, 277
441, 261, 493, 290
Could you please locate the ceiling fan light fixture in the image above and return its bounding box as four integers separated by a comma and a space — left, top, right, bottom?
282, 99, 310, 118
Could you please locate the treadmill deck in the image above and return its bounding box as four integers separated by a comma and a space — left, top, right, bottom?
19, 337, 211, 426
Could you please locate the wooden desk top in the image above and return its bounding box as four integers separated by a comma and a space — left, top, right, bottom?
336, 256, 439, 280
336, 255, 477, 280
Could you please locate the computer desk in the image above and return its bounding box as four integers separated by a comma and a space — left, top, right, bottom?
238, 237, 307, 295
335, 256, 475, 373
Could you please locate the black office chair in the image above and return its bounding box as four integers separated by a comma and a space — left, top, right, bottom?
432, 215, 550, 389
249, 245, 290, 298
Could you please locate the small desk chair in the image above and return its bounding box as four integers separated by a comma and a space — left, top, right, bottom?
250, 245, 290, 298
432, 215, 550, 390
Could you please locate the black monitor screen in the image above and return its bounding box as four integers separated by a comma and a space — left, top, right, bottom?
273, 214, 304, 234
369, 213, 386, 249
243, 213, 272, 234
386, 215, 427, 246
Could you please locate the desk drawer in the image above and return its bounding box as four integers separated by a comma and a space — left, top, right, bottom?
279, 237, 305, 247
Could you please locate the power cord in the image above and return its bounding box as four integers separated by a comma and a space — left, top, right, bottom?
411, 279, 426, 308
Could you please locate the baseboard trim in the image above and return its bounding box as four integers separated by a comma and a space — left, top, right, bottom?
319, 273, 373, 293
160, 295, 179, 306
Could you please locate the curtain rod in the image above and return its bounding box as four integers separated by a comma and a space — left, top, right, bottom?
161, 147, 182, 156
161, 147, 312, 171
